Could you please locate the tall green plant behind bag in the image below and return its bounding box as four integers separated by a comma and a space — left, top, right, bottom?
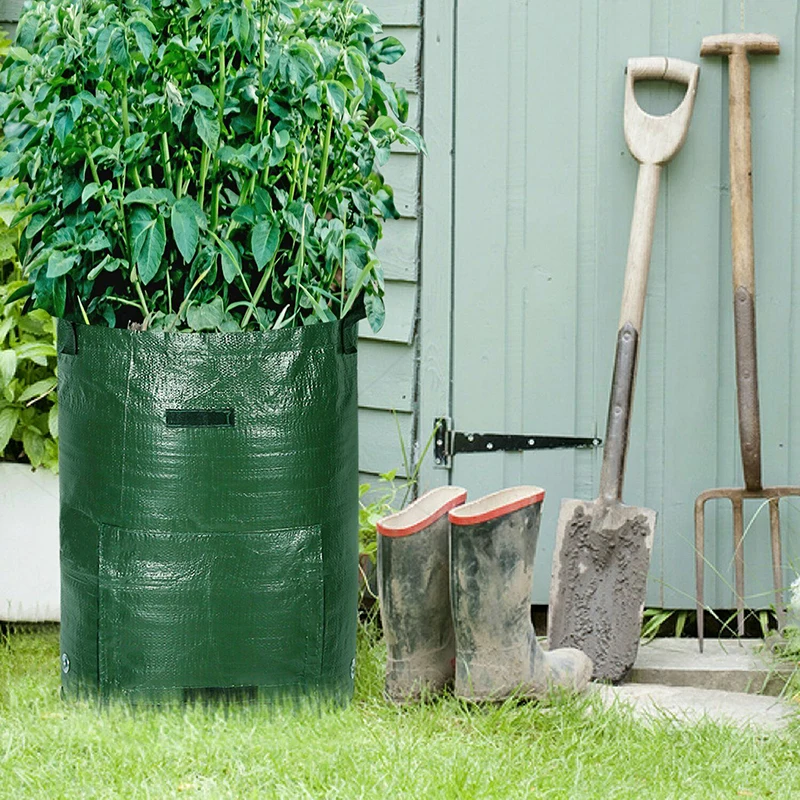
0, 0, 423, 702
0, 0, 423, 332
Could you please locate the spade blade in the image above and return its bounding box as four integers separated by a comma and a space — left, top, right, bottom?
547, 497, 656, 682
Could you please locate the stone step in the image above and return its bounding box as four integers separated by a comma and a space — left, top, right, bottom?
594, 683, 795, 731
629, 638, 797, 697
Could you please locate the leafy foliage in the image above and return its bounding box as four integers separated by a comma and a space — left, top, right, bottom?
0, 181, 59, 471
0, 0, 424, 333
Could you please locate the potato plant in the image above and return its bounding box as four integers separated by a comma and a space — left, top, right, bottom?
0, 0, 423, 332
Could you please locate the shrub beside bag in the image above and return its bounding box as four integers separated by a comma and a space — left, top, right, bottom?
57, 314, 361, 703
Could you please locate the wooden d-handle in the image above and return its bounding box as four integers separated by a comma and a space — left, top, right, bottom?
624, 56, 700, 166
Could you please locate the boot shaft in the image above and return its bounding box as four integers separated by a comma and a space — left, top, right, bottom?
376, 486, 466, 701
448, 488, 545, 698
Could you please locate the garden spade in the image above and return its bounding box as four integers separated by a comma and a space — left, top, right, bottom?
548, 57, 700, 682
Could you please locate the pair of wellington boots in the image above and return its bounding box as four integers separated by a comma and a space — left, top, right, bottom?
376, 486, 593, 703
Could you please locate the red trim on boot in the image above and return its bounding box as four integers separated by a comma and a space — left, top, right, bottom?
377, 486, 468, 538
449, 486, 545, 526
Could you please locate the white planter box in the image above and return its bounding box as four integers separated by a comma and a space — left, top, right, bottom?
0, 462, 60, 622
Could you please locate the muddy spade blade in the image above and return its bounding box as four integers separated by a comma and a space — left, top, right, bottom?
548, 498, 655, 681
547, 58, 698, 683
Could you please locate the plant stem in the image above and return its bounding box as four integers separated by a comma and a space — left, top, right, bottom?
287, 128, 309, 204
171, 267, 211, 331
198, 146, 210, 210
84, 139, 101, 185
340, 209, 347, 315
166, 270, 173, 315
76, 295, 90, 326
121, 76, 131, 140
255, 2, 266, 139
315, 107, 334, 212
108, 295, 144, 309
210, 183, 220, 231
120, 73, 142, 189
133, 275, 150, 319
160, 133, 173, 192
241, 250, 278, 329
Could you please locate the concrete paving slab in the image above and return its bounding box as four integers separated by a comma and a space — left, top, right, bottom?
629, 638, 797, 696
594, 683, 795, 732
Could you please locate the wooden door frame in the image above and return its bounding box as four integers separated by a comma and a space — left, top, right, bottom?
416, 0, 456, 493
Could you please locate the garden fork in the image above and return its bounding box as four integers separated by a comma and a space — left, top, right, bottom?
695, 34, 800, 651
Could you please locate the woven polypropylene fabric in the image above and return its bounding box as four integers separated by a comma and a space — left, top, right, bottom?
57, 317, 360, 703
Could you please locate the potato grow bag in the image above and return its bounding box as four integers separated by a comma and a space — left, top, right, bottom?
56, 314, 361, 703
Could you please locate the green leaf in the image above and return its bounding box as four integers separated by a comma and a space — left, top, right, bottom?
232, 8, 251, 49
396, 126, 427, 155
342, 259, 377, 318
166, 81, 187, 128
86, 231, 112, 252
7, 46, 31, 63
70, 96, 83, 122
22, 427, 45, 467
373, 37, 405, 65
46, 251, 79, 279
9, 200, 50, 229
0, 349, 17, 387
4, 283, 34, 305
131, 21, 153, 61
81, 182, 101, 204
48, 402, 58, 439
365, 292, 385, 333
324, 81, 347, 118
171, 197, 200, 263
195, 110, 220, 151
0, 407, 20, 453
189, 85, 215, 108
63, 172, 83, 208
186, 297, 225, 331
124, 187, 176, 206
54, 105, 74, 144
52, 277, 66, 318
251, 221, 280, 271
18, 376, 57, 404
109, 27, 130, 69
131, 208, 166, 285
14, 342, 56, 364
219, 238, 241, 283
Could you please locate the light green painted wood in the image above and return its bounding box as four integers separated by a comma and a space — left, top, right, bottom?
0, 0, 22, 23
382, 153, 420, 219
377, 218, 418, 282
359, 340, 415, 412
359, 408, 414, 478
443, 0, 800, 609
356, 17, 421, 477
358, 280, 416, 344
366, 0, 420, 27
416, 0, 456, 494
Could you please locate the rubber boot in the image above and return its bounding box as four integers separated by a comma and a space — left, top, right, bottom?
448, 487, 593, 701
377, 486, 467, 702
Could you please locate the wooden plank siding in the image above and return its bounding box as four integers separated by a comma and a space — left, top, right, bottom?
358, 0, 422, 479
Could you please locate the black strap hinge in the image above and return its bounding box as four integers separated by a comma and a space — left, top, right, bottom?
433, 417, 601, 469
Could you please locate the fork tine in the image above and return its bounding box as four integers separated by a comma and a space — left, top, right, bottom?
732, 497, 746, 636
768, 497, 785, 632
695, 495, 706, 652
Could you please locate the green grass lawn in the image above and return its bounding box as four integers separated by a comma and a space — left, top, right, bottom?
2, 625, 799, 799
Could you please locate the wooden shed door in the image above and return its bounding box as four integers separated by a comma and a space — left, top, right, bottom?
446, 0, 800, 608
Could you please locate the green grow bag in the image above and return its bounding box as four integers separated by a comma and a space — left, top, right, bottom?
57, 314, 361, 703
